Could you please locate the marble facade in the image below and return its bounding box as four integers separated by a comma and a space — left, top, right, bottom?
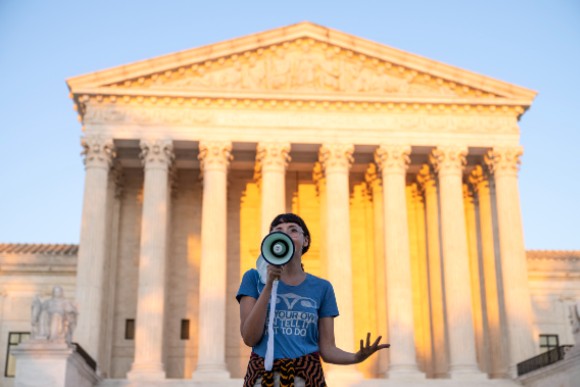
1, 22, 579, 387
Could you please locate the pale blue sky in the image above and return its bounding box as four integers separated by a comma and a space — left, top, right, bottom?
0, 1, 578, 249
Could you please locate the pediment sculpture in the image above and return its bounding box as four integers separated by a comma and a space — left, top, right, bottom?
118, 40, 481, 98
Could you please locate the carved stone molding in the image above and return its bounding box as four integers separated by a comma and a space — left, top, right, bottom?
484, 146, 523, 177
374, 144, 411, 174
318, 143, 354, 172
83, 103, 521, 134
430, 146, 467, 176
139, 139, 175, 170
198, 141, 233, 174
81, 136, 115, 169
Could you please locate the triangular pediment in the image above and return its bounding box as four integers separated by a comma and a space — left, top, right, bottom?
68, 22, 536, 104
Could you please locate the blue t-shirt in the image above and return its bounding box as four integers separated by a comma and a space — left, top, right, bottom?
236, 269, 339, 360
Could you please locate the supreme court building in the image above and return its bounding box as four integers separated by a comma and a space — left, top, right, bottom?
1, 22, 579, 386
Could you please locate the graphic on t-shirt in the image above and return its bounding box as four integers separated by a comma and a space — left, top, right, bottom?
266, 292, 319, 337
277, 293, 317, 310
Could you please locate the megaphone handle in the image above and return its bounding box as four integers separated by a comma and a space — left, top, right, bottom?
264, 279, 279, 371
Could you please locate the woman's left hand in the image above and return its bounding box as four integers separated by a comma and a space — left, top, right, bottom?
354, 332, 390, 363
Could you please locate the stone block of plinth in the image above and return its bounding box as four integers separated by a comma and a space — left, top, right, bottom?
11, 341, 100, 387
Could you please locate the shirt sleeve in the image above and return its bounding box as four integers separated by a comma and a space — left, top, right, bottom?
236, 269, 260, 303
319, 280, 339, 318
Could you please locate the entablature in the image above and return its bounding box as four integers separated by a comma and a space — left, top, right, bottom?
68, 22, 537, 126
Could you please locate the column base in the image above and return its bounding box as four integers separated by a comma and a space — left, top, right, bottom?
386, 365, 425, 380
449, 365, 488, 381
325, 366, 363, 386
127, 362, 166, 381
192, 363, 231, 381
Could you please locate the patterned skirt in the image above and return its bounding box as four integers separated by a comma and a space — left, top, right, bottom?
243, 352, 326, 387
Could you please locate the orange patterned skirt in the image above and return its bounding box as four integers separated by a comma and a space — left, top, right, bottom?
243, 352, 326, 387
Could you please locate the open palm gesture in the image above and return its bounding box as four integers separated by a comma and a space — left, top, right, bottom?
354, 332, 390, 363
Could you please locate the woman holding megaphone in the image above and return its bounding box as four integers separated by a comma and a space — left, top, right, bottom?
237, 213, 389, 387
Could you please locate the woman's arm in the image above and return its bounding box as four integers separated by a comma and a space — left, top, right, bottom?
318, 317, 390, 365
239, 265, 283, 347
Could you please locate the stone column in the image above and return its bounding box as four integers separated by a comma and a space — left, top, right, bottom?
75, 135, 115, 366
319, 144, 361, 381
430, 146, 484, 379
102, 163, 124, 376
192, 141, 232, 380
313, 162, 328, 274
417, 164, 448, 378
411, 184, 433, 375
469, 165, 508, 378
128, 139, 174, 380
256, 142, 291, 236
375, 145, 422, 379
365, 164, 388, 376
463, 183, 488, 373
485, 147, 536, 374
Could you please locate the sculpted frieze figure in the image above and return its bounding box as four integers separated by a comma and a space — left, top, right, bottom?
31, 285, 78, 345
151, 42, 462, 97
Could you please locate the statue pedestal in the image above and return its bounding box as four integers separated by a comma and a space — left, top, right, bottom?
11, 341, 100, 387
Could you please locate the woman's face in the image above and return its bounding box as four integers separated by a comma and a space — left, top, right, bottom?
271, 221, 309, 256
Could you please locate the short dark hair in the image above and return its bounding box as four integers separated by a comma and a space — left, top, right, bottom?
269, 213, 311, 254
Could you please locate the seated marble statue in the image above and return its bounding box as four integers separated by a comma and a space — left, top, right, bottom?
31, 285, 78, 345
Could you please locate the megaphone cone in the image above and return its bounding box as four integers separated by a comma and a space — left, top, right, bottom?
260, 231, 295, 266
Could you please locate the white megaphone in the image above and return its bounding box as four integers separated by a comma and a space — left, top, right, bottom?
257, 231, 296, 372
260, 231, 295, 266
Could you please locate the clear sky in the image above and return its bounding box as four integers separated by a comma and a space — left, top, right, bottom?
0, 0, 578, 249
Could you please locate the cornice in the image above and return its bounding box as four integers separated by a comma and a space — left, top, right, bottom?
527, 250, 580, 261
75, 93, 526, 120
0, 243, 78, 255
0, 245, 77, 274
67, 22, 536, 101
73, 87, 530, 106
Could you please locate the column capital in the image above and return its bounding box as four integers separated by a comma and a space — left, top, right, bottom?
312, 161, 325, 196
467, 164, 493, 195
484, 146, 523, 177
256, 142, 291, 170
81, 135, 115, 169
112, 161, 125, 199
364, 163, 382, 189
319, 143, 354, 172
198, 141, 233, 173
139, 138, 174, 170
430, 146, 467, 176
374, 145, 411, 174
254, 142, 291, 186
416, 163, 436, 192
